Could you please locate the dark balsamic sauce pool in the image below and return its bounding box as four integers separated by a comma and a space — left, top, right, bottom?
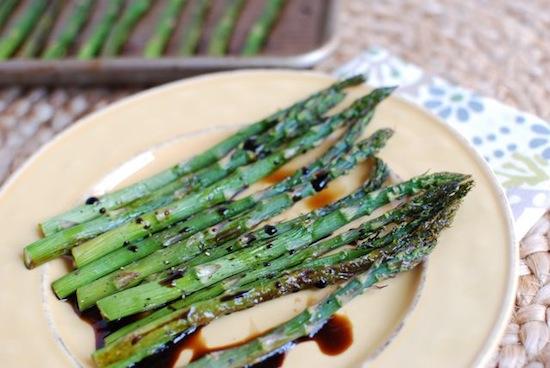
137, 314, 352, 367
69, 288, 353, 368
70, 300, 353, 368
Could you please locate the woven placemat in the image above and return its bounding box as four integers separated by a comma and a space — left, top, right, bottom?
0, 1, 548, 366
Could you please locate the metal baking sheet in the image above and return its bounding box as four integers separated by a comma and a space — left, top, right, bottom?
0, 0, 337, 85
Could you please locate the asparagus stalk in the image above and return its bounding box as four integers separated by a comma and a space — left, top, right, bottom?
77, 0, 124, 59
139, 157, 388, 295
186, 197, 467, 368
26, 78, 363, 269
180, 0, 211, 55
0, 0, 48, 60
76, 79, 363, 233
53, 116, 377, 299
76, 129, 391, 309
102, 0, 152, 56
161, 140, 389, 274
140, 156, 386, 290
41, 85, 339, 256
20, 0, 63, 58
69, 89, 393, 269
96, 251, 375, 367
170, 168, 464, 276
35, 86, 383, 271
242, 0, 285, 55
39, 76, 362, 238
94, 182, 471, 367
207, 0, 245, 56
144, 0, 187, 57
42, 0, 95, 59
189, 193, 470, 368
105, 159, 388, 344
93, 225, 394, 367
99, 161, 416, 344
96, 171, 467, 320
0, 0, 19, 32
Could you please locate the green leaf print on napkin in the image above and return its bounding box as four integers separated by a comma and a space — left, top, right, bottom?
495, 152, 549, 188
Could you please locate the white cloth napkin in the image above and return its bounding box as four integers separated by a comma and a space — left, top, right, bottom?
334, 47, 550, 239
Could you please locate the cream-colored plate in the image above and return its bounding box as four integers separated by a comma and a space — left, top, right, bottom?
0, 71, 516, 368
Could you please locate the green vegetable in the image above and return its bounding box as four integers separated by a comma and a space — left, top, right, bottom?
78, 0, 124, 59
26, 76, 365, 268
186, 186, 469, 368
69, 88, 392, 268
93, 179, 472, 366
144, 0, 187, 58
42, 0, 95, 59
207, 0, 245, 55
96, 171, 467, 320
180, 0, 211, 55
0, 0, 19, 32
76, 128, 391, 309
0, 0, 48, 60
37, 75, 362, 237
20, 0, 63, 58
52, 111, 376, 299
242, 0, 285, 55
102, 0, 152, 56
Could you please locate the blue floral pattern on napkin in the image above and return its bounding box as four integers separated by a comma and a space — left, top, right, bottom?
335, 47, 549, 238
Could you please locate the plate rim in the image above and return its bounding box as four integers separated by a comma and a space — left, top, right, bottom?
0, 69, 518, 367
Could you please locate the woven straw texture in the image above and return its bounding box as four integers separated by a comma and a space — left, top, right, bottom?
0, 1, 548, 366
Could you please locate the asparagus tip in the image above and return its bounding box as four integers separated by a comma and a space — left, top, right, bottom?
336, 74, 367, 88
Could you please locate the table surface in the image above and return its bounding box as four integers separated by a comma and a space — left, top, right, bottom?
0, 1, 548, 366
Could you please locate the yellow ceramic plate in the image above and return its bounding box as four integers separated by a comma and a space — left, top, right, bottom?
0, 70, 516, 367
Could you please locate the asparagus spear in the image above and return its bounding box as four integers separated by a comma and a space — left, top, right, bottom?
207, 0, 245, 56
77, 0, 124, 59
74, 80, 367, 235
30, 84, 383, 270
52, 116, 378, 299
102, 0, 152, 56
156, 136, 390, 275
69, 89, 393, 268
180, 0, 211, 55
101, 164, 446, 346
26, 79, 363, 269
186, 204, 460, 368
0, 0, 19, 32
42, 0, 95, 59
96, 171, 467, 320
242, 0, 285, 55
39, 76, 362, 238
75, 129, 391, 309
94, 181, 471, 366
144, 0, 187, 57
93, 223, 397, 367
40, 84, 342, 259
20, 0, 63, 58
0, 0, 48, 60
96, 248, 377, 367
192, 188, 469, 368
